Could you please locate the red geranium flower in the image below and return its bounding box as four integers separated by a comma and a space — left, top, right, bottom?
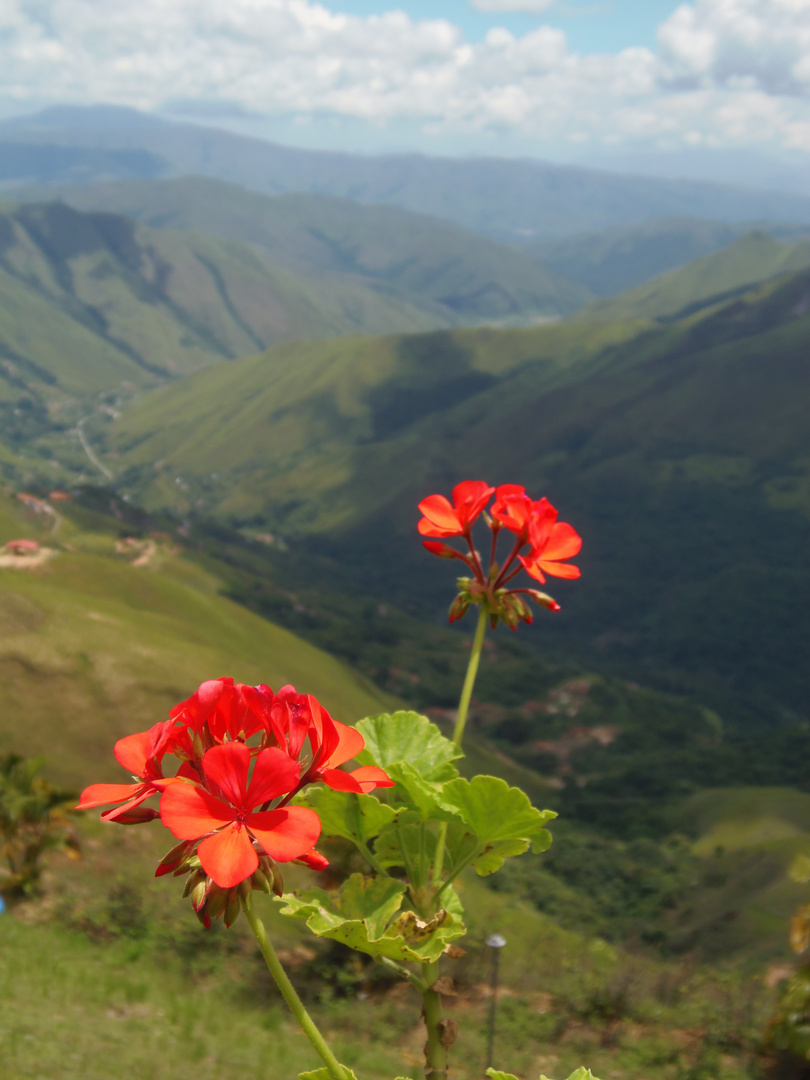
76, 719, 176, 823
518, 509, 582, 583
170, 677, 270, 746
419, 480, 582, 626
418, 481, 494, 538
160, 742, 321, 889
491, 485, 554, 541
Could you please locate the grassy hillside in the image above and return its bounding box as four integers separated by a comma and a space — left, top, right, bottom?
0, 490, 390, 787
525, 216, 775, 297
7, 105, 810, 239
576, 231, 810, 322
13, 177, 592, 320
100, 268, 810, 720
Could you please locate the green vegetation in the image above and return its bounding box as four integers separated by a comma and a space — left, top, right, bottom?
576, 230, 810, 322
18, 176, 592, 319
0, 753, 78, 901
526, 216, 794, 297
94, 266, 810, 721
0, 489, 391, 787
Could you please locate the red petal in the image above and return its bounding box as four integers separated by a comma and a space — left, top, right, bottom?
320, 768, 365, 793
75, 782, 143, 810
113, 731, 152, 777
322, 719, 364, 770
519, 555, 546, 584
418, 519, 460, 538
160, 782, 236, 840
349, 766, 396, 792
248, 807, 321, 862
198, 822, 258, 888
246, 747, 301, 808
201, 742, 251, 808
540, 521, 582, 562
417, 494, 462, 533
451, 481, 494, 523
540, 560, 581, 580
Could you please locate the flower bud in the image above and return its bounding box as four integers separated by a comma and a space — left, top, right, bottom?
422, 541, 464, 560
448, 593, 471, 623
528, 590, 561, 612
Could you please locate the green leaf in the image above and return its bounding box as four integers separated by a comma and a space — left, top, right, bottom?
278, 873, 465, 963
374, 812, 437, 872
442, 775, 556, 845
280, 874, 406, 939
473, 837, 531, 876
539, 1071, 602, 1080
356, 712, 462, 782
295, 785, 395, 847
486, 1070, 519, 1080
383, 761, 460, 821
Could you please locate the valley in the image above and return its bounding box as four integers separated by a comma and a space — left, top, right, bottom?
1, 104, 809, 1080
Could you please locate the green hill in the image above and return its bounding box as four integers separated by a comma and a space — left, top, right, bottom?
525, 216, 762, 297
99, 268, 810, 720
0, 490, 391, 788
576, 230, 810, 321
15, 177, 591, 321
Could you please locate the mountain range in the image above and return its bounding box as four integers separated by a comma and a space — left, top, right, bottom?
5, 105, 810, 241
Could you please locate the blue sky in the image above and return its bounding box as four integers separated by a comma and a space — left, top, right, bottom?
321, 0, 681, 52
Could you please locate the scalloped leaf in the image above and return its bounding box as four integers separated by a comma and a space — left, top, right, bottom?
383, 761, 461, 821
473, 837, 531, 876
356, 711, 462, 782
295, 785, 396, 847
278, 873, 465, 963
280, 874, 406, 939
374, 811, 438, 872
442, 775, 556, 847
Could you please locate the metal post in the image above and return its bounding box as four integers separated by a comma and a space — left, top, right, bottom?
485, 933, 506, 1073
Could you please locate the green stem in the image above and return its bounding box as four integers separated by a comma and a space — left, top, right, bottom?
421, 961, 448, 1080
377, 955, 428, 993
241, 893, 349, 1080
432, 605, 489, 884
451, 604, 488, 746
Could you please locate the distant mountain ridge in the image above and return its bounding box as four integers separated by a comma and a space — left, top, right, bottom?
5, 106, 810, 240
576, 230, 810, 322
7, 177, 590, 321
525, 216, 810, 297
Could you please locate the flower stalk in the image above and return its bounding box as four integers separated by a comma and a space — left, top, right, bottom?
241, 891, 350, 1080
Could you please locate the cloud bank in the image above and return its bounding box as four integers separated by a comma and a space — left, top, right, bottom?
2, 0, 810, 150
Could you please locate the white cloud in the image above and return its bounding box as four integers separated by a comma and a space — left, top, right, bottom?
1, 0, 810, 151
470, 0, 555, 12
658, 0, 810, 95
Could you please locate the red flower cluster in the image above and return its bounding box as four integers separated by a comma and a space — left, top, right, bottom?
418, 480, 582, 628
77, 678, 393, 925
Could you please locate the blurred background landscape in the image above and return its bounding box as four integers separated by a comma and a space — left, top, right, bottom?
1, 1, 810, 1075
